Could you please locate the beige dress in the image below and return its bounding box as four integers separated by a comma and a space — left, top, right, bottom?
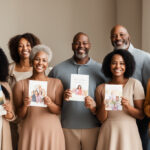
0, 82, 15, 150
8, 62, 33, 150
96, 78, 144, 150
13, 78, 65, 150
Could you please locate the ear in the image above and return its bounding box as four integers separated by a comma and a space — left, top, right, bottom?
128, 34, 131, 41
72, 43, 75, 51
89, 42, 91, 49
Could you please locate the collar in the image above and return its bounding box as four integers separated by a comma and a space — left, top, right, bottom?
70, 56, 92, 66
128, 43, 134, 51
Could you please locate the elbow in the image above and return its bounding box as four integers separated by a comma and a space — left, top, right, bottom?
17, 113, 25, 119
99, 117, 107, 123
96, 114, 107, 123
50, 108, 61, 115
16, 111, 26, 119
55, 109, 61, 115
138, 112, 145, 120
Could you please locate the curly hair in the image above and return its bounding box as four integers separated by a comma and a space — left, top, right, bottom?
8, 33, 41, 63
102, 49, 135, 78
30, 44, 52, 64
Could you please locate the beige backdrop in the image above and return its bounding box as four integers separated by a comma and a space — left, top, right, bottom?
0, 0, 143, 66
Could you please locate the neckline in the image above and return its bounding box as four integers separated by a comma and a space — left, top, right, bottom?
29, 76, 49, 82
71, 57, 92, 66
107, 78, 130, 88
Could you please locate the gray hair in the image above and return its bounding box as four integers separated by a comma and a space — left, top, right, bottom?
30, 44, 52, 63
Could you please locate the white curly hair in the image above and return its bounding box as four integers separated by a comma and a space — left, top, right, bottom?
30, 44, 52, 63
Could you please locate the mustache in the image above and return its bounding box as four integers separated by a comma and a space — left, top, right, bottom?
77, 48, 86, 51
113, 40, 128, 47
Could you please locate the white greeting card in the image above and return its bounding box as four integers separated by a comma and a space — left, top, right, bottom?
70, 74, 89, 101
105, 84, 122, 111
29, 80, 47, 107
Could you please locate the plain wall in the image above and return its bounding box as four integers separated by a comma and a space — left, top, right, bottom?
0, 0, 143, 66
116, 0, 142, 49
0, 0, 115, 66
142, 0, 150, 52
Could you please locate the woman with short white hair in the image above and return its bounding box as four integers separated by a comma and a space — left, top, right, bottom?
13, 44, 65, 150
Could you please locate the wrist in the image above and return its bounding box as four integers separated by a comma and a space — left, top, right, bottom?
47, 101, 53, 107
90, 106, 96, 115
5, 111, 14, 119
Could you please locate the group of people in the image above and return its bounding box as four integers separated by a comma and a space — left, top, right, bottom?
0, 24, 149, 150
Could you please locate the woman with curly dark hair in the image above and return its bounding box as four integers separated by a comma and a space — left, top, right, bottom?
8, 33, 41, 88
0, 48, 15, 150
8, 33, 40, 150
86, 49, 144, 150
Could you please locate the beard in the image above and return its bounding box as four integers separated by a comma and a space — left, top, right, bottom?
113, 39, 129, 50
74, 49, 88, 59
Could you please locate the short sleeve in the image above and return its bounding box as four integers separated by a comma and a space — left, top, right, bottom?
54, 79, 64, 106
95, 84, 105, 108
133, 79, 145, 100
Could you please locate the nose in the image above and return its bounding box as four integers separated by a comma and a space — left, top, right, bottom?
79, 42, 84, 47
116, 34, 121, 40
23, 45, 28, 50
38, 60, 42, 64
116, 63, 120, 68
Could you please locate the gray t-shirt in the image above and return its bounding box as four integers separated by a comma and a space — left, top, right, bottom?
49, 57, 106, 129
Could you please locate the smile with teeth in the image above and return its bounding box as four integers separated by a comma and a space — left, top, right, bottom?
22, 51, 30, 55
36, 66, 43, 70
114, 69, 122, 73
116, 41, 123, 45
78, 49, 85, 54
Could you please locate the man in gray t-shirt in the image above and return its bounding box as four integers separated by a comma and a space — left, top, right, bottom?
49, 32, 105, 150
110, 24, 150, 150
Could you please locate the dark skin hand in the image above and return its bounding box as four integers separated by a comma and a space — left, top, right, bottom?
3, 101, 14, 119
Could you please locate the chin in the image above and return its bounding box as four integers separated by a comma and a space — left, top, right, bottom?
76, 54, 87, 59
113, 74, 124, 78
115, 45, 128, 50
35, 69, 45, 73
23, 55, 30, 59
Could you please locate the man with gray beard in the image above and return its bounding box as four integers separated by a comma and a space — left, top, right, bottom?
111, 24, 150, 150
49, 32, 106, 150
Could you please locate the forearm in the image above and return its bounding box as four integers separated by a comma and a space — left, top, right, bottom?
126, 105, 144, 120
17, 106, 28, 118
96, 103, 107, 123
47, 102, 61, 114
